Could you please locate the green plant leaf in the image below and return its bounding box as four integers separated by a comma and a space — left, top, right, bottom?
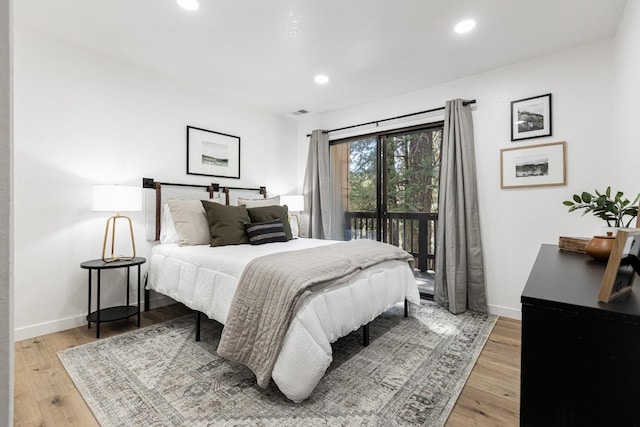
563, 188, 637, 227
615, 191, 623, 202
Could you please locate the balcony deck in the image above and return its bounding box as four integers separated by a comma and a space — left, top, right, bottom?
415, 269, 434, 298
344, 210, 437, 297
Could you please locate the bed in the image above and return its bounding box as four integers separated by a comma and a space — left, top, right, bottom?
142, 178, 421, 402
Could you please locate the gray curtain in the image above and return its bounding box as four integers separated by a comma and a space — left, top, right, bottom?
434, 99, 487, 314
302, 129, 331, 239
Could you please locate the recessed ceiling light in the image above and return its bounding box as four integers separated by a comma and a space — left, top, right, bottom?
314, 75, 329, 85
454, 19, 476, 34
177, 0, 200, 11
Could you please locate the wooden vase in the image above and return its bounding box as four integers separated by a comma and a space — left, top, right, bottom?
585, 232, 615, 261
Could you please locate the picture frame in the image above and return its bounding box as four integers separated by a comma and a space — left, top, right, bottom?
598, 229, 640, 303
511, 93, 552, 141
187, 126, 240, 179
500, 141, 566, 189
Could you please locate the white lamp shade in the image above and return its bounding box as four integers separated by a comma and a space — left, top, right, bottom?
280, 195, 304, 212
92, 185, 142, 212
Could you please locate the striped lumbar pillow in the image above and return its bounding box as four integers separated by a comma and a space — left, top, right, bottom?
243, 220, 288, 245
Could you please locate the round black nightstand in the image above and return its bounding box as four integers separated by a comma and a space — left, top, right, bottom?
80, 257, 146, 338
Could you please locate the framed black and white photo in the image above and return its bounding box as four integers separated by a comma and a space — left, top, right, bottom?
186, 126, 240, 179
500, 141, 566, 189
511, 93, 552, 141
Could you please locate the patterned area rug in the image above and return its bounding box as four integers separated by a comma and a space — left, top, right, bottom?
59, 301, 497, 426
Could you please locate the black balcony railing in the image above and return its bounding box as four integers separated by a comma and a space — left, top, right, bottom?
344, 211, 438, 272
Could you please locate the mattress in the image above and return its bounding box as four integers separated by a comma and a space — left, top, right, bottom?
147, 238, 420, 402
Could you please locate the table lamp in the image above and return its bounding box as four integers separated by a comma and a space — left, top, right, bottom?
92, 185, 142, 262
280, 195, 304, 238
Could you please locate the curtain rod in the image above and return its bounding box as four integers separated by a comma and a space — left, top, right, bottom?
306, 99, 476, 137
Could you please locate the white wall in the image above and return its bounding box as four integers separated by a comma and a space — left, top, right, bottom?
297, 40, 619, 319
13, 27, 298, 340
0, 0, 13, 423
614, 0, 640, 189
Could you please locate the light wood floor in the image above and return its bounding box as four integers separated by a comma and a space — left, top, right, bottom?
447, 317, 521, 426
14, 305, 521, 426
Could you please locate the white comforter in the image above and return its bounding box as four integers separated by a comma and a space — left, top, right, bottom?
147, 238, 420, 402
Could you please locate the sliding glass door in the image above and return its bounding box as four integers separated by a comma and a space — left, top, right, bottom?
329, 123, 443, 296
382, 127, 441, 271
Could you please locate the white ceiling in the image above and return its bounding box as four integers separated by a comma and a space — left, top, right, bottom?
15, 0, 627, 118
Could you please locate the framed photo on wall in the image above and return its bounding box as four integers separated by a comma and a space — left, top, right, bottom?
187, 126, 240, 179
500, 141, 566, 189
511, 93, 552, 141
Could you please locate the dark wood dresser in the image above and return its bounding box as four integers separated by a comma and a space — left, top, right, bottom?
521, 244, 640, 426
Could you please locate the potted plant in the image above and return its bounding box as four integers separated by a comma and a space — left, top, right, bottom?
562, 187, 639, 228
562, 187, 639, 261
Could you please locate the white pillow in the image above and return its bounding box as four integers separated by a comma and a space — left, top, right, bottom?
166, 197, 222, 246
159, 204, 179, 244
237, 196, 280, 208
289, 214, 300, 239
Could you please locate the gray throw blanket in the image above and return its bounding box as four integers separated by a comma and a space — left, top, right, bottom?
217, 239, 415, 388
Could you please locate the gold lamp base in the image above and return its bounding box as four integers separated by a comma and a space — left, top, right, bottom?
102, 213, 136, 263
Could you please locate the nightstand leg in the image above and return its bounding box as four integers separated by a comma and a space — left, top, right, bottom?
96, 271, 101, 339
126, 266, 130, 306
87, 270, 92, 329
137, 264, 141, 327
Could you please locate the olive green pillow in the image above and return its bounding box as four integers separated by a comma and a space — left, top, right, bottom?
247, 205, 292, 240
201, 200, 250, 246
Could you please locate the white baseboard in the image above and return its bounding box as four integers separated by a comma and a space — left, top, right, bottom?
14, 293, 177, 342
14, 313, 89, 342
488, 303, 521, 320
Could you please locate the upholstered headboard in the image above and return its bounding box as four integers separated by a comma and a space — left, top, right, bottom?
142, 178, 267, 241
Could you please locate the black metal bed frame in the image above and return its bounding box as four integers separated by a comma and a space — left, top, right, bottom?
193, 299, 409, 347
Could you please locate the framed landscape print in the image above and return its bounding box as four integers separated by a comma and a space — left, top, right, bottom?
187, 126, 240, 179
511, 93, 552, 141
500, 141, 566, 189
